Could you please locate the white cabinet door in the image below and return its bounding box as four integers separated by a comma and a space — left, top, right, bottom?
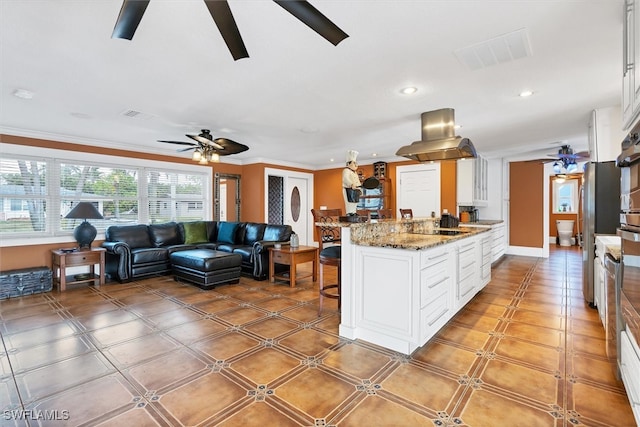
624, 0, 640, 129
620, 330, 640, 424
594, 258, 605, 327
457, 237, 478, 309
457, 156, 488, 207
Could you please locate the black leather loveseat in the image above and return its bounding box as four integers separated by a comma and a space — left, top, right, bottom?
102, 221, 292, 283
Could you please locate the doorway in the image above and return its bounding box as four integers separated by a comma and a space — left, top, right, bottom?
395, 163, 441, 218
214, 173, 241, 221
265, 168, 314, 245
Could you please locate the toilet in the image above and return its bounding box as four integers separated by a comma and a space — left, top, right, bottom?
556, 220, 575, 246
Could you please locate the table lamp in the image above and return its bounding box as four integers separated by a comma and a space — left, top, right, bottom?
65, 202, 103, 249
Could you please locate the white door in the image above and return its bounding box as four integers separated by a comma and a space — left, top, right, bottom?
396, 163, 441, 218
265, 168, 314, 246
286, 176, 310, 245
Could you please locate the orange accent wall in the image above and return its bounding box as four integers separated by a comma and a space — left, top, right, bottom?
313, 168, 346, 213
510, 161, 544, 247
440, 160, 457, 215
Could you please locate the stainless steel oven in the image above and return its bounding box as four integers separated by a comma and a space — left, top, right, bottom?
619, 225, 640, 340
617, 130, 640, 375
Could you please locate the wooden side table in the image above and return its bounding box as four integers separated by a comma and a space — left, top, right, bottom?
51, 248, 106, 291
269, 245, 318, 287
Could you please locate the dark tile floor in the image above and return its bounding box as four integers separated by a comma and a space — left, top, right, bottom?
0, 246, 635, 426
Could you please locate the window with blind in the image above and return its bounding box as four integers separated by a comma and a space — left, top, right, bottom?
147, 170, 206, 224
0, 153, 210, 238
0, 158, 48, 234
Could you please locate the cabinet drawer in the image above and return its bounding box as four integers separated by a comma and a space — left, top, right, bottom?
64, 251, 101, 266
421, 248, 449, 269
482, 249, 491, 264
420, 266, 451, 308
459, 256, 476, 281
420, 289, 451, 341
271, 251, 291, 264
458, 275, 476, 300
620, 330, 640, 422
482, 263, 491, 278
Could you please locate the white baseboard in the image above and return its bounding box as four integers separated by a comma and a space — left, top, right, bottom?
507, 246, 546, 258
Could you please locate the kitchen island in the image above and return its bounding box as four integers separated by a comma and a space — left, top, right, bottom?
334, 218, 494, 355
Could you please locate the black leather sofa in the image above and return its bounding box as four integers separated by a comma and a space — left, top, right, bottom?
102, 221, 293, 283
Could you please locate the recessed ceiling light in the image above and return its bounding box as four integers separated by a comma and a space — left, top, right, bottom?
330, 158, 335, 162
13, 89, 34, 99
454, 125, 462, 130
372, 153, 378, 157
400, 86, 418, 95
519, 90, 534, 97
70, 112, 92, 119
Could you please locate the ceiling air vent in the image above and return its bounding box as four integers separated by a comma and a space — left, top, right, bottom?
119, 109, 154, 120
455, 28, 532, 71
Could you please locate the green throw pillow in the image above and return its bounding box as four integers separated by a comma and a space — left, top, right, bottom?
183, 221, 208, 244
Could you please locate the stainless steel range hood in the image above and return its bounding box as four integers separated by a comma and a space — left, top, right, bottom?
396, 108, 477, 162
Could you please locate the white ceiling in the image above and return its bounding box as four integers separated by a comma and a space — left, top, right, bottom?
0, 0, 624, 169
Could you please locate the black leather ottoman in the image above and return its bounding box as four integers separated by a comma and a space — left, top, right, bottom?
170, 249, 242, 289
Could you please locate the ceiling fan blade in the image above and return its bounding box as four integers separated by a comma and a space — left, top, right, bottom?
112, 0, 150, 40
525, 158, 556, 163
177, 147, 196, 152
212, 138, 249, 155
273, 0, 348, 46
203, 0, 249, 61
158, 140, 197, 146
187, 134, 225, 150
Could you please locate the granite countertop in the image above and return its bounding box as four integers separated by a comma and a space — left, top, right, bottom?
316, 217, 493, 251
460, 220, 504, 226
606, 245, 621, 261
351, 226, 490, 251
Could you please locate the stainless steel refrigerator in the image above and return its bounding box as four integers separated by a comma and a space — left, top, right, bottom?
582, 161, 620, 305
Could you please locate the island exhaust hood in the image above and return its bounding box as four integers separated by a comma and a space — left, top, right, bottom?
396, 108, 477, 162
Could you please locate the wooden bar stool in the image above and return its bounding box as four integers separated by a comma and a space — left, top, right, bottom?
399, 208, 413, 219
311, 208, 342, 316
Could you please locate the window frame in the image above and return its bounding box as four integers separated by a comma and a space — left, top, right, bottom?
0, 143, 212, 247
552, 177, 579, 214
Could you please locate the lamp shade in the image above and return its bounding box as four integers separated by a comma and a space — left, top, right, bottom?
65, 202, 103, 248
65, 202, 104, 220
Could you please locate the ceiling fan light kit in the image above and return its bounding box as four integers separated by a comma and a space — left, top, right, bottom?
527, 144, 590, 171
159, 129, 248, 164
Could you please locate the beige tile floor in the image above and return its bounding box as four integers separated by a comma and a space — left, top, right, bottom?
0, 246, 635, 426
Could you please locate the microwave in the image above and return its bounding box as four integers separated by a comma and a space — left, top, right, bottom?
619, 132, 640, 213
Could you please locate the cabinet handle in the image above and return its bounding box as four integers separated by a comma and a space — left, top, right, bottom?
427, 253, 448, 261
428, 308, 449, 326
428, 276, 449, 289
461, 285, 475, 297
625, 0, 634, 75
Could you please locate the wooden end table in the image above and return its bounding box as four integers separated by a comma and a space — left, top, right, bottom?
269, 245, 318, 287
51, 247, 106, 291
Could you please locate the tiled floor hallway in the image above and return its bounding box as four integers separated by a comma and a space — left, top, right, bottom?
0, 246, 636, 426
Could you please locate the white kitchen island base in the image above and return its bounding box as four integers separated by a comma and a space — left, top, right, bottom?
338, 226, 490, 355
